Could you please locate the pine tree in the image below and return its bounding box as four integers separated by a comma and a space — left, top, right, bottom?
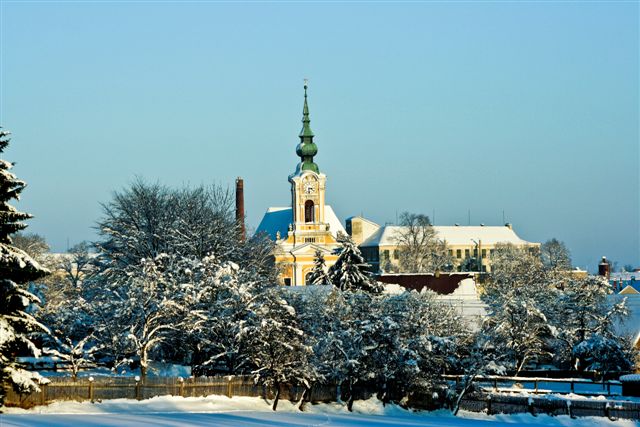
307, 250, 331, 286
0, 129, 49, 408
328, 233, 381, 293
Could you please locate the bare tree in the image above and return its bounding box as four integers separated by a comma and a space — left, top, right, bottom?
540, 238, 572, 270
11, 232, 49, 260
395, 212, 453, 273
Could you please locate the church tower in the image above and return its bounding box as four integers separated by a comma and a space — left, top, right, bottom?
287, 83, 332, 245
256, 82, 345, 286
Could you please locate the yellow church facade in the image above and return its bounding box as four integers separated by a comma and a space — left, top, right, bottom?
256, 84, 345, 286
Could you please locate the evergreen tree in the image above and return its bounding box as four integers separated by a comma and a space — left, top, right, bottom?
307, 250, 331, 285
0, 129, 49, 408
328, 233, 381, 293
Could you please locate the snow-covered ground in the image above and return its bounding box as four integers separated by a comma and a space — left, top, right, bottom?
2, 395, 638, 427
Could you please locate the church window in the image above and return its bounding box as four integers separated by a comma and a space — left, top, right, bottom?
304, 272, 313, 285
304, 200, 315, 223
284, 278, 292, 286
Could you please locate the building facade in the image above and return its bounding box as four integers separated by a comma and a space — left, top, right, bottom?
256, 84, 345, 286
347, 216, 539, 273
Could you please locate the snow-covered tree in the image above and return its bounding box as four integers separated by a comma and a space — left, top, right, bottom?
450, 331, 507, 415
328, 233, 381, 293
89, 180, 276, 370
186, 257, 268, 375
540, 238, 572, 271
95, 180, 240, 269
0, 129, 49, 407
319, 290, 379, 411
482, 244, 556, 374
380, 291, 467, 401
554, 275, 630, 370
306, 250, 331, 286
483, 292, 554, 375
243, 287, 316, 410
46, 335, 102, 381
573, 334, 634, 380
87, 255, 185, 377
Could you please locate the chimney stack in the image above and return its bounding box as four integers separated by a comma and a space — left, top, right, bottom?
598, 256, 610, 279
235, 177, 245, 242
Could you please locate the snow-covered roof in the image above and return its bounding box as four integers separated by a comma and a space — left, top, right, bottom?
255, 205, 346, 240
360, 225, 536, 247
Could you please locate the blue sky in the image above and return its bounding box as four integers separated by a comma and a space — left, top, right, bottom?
1, 1, 638, 271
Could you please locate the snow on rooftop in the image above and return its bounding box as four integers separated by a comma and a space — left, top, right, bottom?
360, 225, 536, 247
255, 205, 346, 240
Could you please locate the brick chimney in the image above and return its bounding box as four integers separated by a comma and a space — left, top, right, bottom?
598, 256, 610, 279
235, 177, 245, 242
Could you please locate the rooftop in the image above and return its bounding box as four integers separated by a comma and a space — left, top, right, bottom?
360, 225, 536, 247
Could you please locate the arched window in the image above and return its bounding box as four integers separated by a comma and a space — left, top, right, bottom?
305, 272, 313, 286
304, 200, 314, 223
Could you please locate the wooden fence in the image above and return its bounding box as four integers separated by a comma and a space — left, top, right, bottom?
458, 393, 640, 420
443, 374, 623, 396
4, 376, 639, 420
3, 376, 346, 409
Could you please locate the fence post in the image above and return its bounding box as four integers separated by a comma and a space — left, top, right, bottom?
567, 400, 574, 418
570, 381, 575, 394
88, 377, 94, 402
493, 378, 497, 391
486, 395, 492, 415
227, 376, 233, 398
534, 380, 538, 393
178, 377, 184, 398
40, 382, 47, 406
135, 376, 141, 401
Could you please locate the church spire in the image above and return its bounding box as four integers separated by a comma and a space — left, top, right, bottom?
296, 80, 319, 173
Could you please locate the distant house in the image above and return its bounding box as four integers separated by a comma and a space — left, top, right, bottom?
610, 272, 640, 294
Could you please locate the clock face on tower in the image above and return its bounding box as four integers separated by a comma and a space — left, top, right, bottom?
304, 183, 315, 194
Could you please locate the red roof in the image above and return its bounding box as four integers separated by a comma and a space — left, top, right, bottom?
376, 273, 473, 295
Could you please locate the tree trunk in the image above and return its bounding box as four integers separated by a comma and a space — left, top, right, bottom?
272, 382, 280, 411
452, 375, 476, 416
298, 385, 311, 411
515, 356, 527, 376
140, 364, 147, 379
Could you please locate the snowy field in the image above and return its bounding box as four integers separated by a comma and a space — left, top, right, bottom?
2, 395, 638, 427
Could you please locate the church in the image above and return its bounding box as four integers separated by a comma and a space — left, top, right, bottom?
257, 84, 539, 285
256, 84, 345, 286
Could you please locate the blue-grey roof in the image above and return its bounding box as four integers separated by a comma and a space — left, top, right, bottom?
255, 206, 346, 240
